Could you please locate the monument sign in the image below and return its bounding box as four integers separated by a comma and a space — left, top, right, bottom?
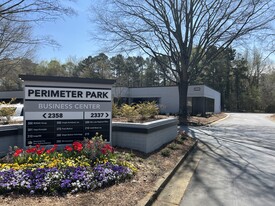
19, 75, 115, 146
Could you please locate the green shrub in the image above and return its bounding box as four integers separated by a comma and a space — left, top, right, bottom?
0, 98, 16, 123
168, 143, 180, 150
119, 152, 135, 161
265, 104, 275, 113
121, 104, 138, 122
136, 101, 159, 120
146, 101, 159, 118
112, 103, 120, 117
161, 148, 171, 157
135, 102, 149, 120
0, 106, 16, 118
116, 102, 159, 122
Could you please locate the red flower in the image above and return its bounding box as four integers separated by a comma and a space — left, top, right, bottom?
101, 144, 114, 155
45, 144, 58, 154
72, 141, 83, 152
36, 147, 45, 155
26, 148, 36, 153
46, 149, 52, 154
65, 145, 73, 152
13, 148, 23, 157
35, 144, 41, 149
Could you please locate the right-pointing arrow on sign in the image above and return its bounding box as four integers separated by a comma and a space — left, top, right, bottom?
105, 113, 109, 118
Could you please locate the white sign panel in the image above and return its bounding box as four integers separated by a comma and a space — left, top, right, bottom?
84, 112, 111, 119
25, 86, 111, 101
24, 77, 112, 146
25, 112, 83, 120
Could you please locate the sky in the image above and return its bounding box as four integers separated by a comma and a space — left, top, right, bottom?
33, 1, 99, 63
33, 1, 275, 64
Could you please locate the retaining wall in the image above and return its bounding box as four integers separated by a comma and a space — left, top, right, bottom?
0, 118, 178, 155
112, 118, 178, 153
0, 125, 23, 157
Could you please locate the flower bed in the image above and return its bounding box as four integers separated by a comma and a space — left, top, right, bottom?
0, 134, 136, 195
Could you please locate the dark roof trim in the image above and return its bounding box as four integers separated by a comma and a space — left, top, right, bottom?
19, 75, 116, 85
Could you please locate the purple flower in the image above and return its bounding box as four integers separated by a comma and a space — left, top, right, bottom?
0, 163, 133, 195
61, 179, 71, 188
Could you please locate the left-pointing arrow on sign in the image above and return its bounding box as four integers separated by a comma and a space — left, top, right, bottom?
43, 113, 47, 118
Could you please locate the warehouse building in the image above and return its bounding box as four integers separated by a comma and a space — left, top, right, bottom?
112, 85, 221, 116
0, 85, 221, 116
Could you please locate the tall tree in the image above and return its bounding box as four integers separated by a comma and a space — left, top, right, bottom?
92, 0, 275, 124
144, 58, 157, 87
93, 53, 112, 79
35, 60, 68, 76
0, 1, 75, 81
110, 54, 127, 86
0, 58, 37, 91
260, 69, 275, 112
77, 54, 111, 79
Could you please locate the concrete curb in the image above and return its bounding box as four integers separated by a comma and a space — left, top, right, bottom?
137, 140, 198, 206
209, 113, 230, 125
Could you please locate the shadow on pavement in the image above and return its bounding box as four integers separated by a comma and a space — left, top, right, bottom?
179, 124, 275, 206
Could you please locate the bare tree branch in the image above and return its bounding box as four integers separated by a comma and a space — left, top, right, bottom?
0, 0, 76, 22
91, 0, 275, 122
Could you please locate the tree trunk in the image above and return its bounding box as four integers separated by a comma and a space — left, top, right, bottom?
178, 80, 188, 125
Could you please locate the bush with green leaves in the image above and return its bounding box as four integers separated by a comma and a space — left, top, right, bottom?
0, 106, 15, 119
168, 143, 180, 150
115, 102, 159, 122
135, 101, 159, 120
265, 104, 275, 113
112, 103, 120, 117
121, 104, 138, 122
0, 98, 16, 124
161, 148, 171, 157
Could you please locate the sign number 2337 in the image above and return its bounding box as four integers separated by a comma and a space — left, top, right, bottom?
90, 112, 109, 118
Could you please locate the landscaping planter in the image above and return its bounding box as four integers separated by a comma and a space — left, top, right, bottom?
0, 117, 178, 155
112, 117, 178, 153
0, 124, 23, 157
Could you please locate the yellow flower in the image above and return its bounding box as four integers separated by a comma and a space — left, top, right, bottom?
0, 163, 11, 170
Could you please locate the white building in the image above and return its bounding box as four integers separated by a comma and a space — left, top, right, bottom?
0, 85, 221, 116
112, 85, 221, 115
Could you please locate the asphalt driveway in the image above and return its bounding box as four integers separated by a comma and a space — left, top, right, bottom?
180, 113, 275, 206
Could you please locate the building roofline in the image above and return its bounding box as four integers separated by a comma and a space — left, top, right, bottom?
19, 75, 116, 85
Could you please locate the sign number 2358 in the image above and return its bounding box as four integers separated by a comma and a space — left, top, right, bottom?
43, 113, 63, 119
